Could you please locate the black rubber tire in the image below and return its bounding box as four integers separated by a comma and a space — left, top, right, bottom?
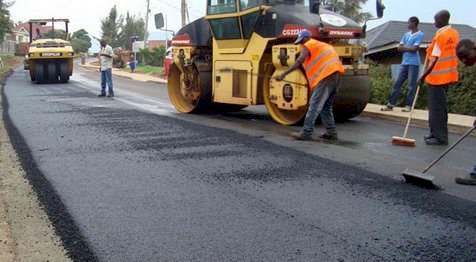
59, 61, 69, 83
35, 63, 44, 84
47, 62, 57, 82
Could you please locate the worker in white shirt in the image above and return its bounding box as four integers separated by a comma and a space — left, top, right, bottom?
98, 39, 115, 97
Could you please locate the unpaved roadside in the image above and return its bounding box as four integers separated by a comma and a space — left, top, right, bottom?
0, 70, 71, 262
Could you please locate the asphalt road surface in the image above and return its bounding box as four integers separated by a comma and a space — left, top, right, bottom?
3, 66, 476, 261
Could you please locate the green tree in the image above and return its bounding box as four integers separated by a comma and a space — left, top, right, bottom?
118, 12, 145, 50
100, 5, 123, 48
152, 45, 166, 66
0, 0, 14, 43
71, 29, 92, 53
323, 0, 372, 24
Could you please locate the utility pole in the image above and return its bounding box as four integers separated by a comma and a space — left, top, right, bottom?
144, 0, 151, 49
181, 0, 189, 27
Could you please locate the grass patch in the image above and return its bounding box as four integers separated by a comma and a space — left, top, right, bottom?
0, 67, 9, 74
1, 56, 23, 73
123, 65, 164, 76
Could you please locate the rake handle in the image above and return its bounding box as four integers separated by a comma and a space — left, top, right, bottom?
402, 58, 428, 138
218, 68, 308, 87
422, 125, 476, 173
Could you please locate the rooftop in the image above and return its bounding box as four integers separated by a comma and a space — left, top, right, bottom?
13, 22, 63, 35
365, 21, 476, 52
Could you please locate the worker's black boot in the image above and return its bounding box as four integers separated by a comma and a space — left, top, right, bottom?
291, 132, 312, 141
455, 173, 476, 185
321, 128, 338, 140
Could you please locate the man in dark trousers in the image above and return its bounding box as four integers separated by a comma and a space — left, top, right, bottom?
276, 30, 344, 141
418, 10, 459, 146
381, 16, 424, 112
454, 39, 476, 185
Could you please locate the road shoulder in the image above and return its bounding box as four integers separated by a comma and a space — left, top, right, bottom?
0, 70, 71, 262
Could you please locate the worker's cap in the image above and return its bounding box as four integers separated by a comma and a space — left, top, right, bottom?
294, 30, 312, 44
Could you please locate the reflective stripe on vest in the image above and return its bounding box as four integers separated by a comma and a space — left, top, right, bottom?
308, 58, 342, 85
429, 55, 458, 63
302, 39, 344, 89
429, 67, 458, 75
426, 27, 459, 85
305, 50, 332, 71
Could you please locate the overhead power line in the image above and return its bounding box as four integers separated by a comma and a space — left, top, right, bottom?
154, 0, 202, 19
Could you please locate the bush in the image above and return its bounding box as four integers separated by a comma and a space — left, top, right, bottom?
368, 61, 393, 105
448, 64, 476, 116
137, 45, 165, 67
368, 61, 475, 116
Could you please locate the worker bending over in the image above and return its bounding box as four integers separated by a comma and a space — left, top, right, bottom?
454, 39, 476, 186
276, 30, 344, 141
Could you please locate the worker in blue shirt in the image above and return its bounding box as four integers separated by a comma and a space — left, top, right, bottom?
381, 16, 424, 112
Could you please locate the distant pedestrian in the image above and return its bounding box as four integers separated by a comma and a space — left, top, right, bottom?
418, 10, 459, 146
276, 30, 344, 141
454, 39, 476, 186
129, 55, 136, 73
98, 39, 115, 97
381, 16, 424, 112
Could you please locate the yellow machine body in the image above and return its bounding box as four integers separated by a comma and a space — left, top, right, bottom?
25, 18, 74, 84
166, 1, 381, 125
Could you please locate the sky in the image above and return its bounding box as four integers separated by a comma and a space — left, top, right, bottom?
9, 0, 475, 51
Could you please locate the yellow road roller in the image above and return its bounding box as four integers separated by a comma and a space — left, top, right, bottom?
156, 0, 385, 125
26, 18, 74, 84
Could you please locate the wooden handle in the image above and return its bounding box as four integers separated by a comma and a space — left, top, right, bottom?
402, 57, 428, 138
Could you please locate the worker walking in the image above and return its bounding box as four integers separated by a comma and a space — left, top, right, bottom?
418, 10, 459, 146
276, 30, 344, 141
381, 16, 424, 112
454, 39, 476, 185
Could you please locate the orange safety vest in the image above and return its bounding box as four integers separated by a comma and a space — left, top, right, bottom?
303, 39, 344, 90
426, 26, 459, 85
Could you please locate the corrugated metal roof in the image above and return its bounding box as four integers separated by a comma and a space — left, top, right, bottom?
365, 21, 476, 51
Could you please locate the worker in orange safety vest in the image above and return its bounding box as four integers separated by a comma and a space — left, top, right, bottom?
418, 10, 459, 146
276, 30, 344, 141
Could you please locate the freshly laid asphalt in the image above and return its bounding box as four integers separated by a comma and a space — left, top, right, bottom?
3, 68, 476, 261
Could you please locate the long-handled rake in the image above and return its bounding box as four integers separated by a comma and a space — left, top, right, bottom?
402, 125, 476, 189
